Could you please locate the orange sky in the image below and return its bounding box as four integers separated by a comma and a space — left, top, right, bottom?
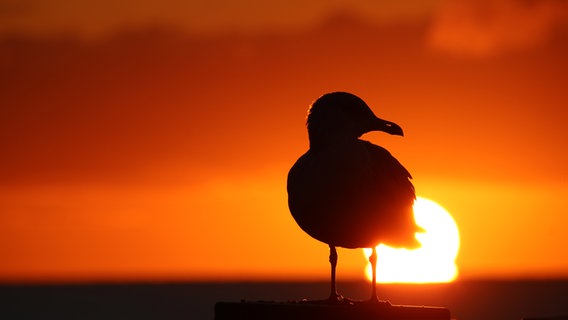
1, 0, 568, 283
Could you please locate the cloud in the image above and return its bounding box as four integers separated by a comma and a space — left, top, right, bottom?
0, 0, 35, 18
428, 0, 568, 56
0, 0, 440, 39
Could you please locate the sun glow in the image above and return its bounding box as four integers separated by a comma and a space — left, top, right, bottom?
364, 197, 460, 283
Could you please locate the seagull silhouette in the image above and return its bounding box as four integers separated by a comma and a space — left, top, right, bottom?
287, 92, 422, 303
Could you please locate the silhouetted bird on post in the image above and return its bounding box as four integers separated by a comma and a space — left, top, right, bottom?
287, 92, 422, 303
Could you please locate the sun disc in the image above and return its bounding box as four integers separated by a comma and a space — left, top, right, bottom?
364, 197, 460, 283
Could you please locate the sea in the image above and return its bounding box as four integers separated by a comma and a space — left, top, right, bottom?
1, 280, 567, 320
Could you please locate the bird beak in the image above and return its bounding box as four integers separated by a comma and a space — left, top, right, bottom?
371, 117, 404, 136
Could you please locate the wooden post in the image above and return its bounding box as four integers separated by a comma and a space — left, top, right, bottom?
215, 300, 452, 320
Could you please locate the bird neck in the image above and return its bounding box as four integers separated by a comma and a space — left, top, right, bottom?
309, 134, 356, 151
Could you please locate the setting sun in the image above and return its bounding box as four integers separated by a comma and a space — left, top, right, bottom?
364, 197, 460, 283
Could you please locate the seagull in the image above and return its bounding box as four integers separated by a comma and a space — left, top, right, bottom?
287, 92, 422, 303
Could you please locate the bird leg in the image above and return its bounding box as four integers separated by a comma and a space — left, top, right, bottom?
328, 244, 342, 302
369, 246, 379, 303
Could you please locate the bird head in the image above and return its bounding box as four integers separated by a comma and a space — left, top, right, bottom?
307, 92, 403, 147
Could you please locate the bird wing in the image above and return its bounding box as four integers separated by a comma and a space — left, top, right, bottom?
356, 140, 420, 248
363, 140, 414, 199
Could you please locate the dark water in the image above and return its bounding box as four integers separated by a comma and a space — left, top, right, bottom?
1, 280, 567, 320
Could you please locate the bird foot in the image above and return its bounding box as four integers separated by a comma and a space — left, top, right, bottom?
365, 297, 392, 306
298, 293, 354, 305
327, 293, 350, 304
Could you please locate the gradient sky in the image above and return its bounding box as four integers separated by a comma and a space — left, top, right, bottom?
1, 0, 568, 282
